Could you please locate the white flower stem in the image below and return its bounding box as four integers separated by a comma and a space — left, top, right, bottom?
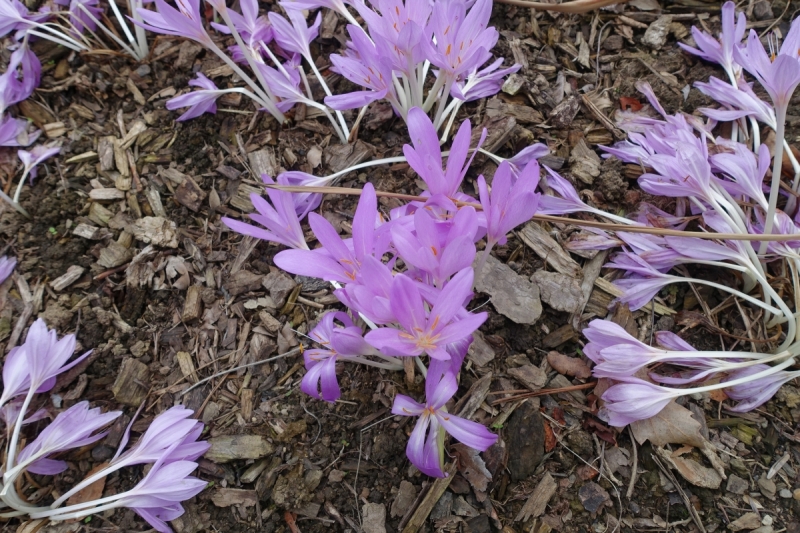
760, 105, 787, 255
74, 2, 140, 58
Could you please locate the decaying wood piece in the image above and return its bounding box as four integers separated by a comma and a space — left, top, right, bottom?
518, 222, 582, 278
176, 351, 198, 384
50, 266, 86, 291
183, 285, 203, 322
206, 435, 274, 463
248, 148, 279, 179
515, 472, 557, 522
401, 462, 458, 533
111, 358, 150, 406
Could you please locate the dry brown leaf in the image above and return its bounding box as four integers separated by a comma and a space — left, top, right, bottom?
547, 351, 591, 379
66, 462, 108, 507
656, 447, 722, 489
452, 444, 492, 502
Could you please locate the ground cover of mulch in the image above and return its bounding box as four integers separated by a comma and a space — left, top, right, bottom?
3, 0, 800, 532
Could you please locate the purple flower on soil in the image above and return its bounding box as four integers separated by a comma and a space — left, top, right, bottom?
391, 206, 478, 286
426, 0, 498, 80
268, 9, 321, 59
0, 255, 16, 285
404, 107, 485, 201
606, 253, 675, 310
326, 25, 396, 111
18, 144, 60, 184
112, 406, 208, 466
354, 0, 431, 74
275, 183, 379, 282
364, 268, 486, 360
723, 364, 797, 412
165, 73, 222, 121
136, 0, 212, 45
222, 174, 310, 250
1, 319, 92, 408
537, 166, 591, 215
301, 312, 376, 402
478, 160, 541, 248
333, 255, 397, 325
209, 0, 272, 46
0, 116, 39, 147
599, 378, 679, 427
695, 77, 776, 128
678, 1, 745, 81
734, 22, 800, 108
14, 401, 121, 475
54, 0, 102, 34
451, 58, 520, 102
392, 367, 497, 477
709, 141, 770, 209
0, 0, 50, 39
255, 58, 305, 113
1, 43, 42, 115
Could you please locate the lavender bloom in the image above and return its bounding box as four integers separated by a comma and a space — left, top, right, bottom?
538, 166, 591, 215
427, 0, 498, 80
326, 26, 396, 111
452, 58, 520, 102
0, 0, 50, 39
54, 0, 102, 34
678, 1, 745, 81
165, 73, 222, 121
15, 401, 121, 475
404, 107, 485, 201
478, 160, 541, 248
354, 0, 431, 74
607, 254, 675, 310
209, 0, 272, 46
0, 116, 39, 147
112, 406, 208, 466
301, 312, 376, 402
222, 174, 310, 250
364, 268, 486, 361
1, 43, 42, 115
275, 183, 379, 282
255, 58, 306, 112
709, 141, 770, 209
136, 0, 212, 45
734, 23, 800, 108
334, 255, 396, 325
0, 255, 16, 285
724, 365, 795, 412
599, 378, 679, 427
268, 9, 321, 59
18, 144, 60, 184
695, 77, 776, 128
392, 368, 497, 477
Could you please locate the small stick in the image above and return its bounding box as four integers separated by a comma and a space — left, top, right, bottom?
266, 183, 800, 242
626, 426, 638, 499
492, 0, 629, 13
490, 381, 597, 405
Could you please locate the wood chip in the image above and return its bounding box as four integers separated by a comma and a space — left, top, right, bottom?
89, 188, 126, 201
126, 78, 146, 105
65, 151, 98, 164
486, 97, 544, 124
175, 175, 207, 212
210, 489, 258, 508
111, 358, 150, 406
515, 472, 557, 522
43, 122, 66, 138
206, 435, 274, 463
401, 462, 458, 533
183, 285, 203, 322
73, 223, 108, 240
50, 265, 85, 291
175, 351, 198, 383
241, 388, 254, 420
248, 148, 279, 178
97, 241, 134, 268
128, 216, 179, 248
518, 223, 581, 278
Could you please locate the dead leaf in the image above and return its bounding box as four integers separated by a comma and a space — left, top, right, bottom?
452, 443, 492, 502
543, 419, 557, 452
655, 447, 722, 489
67, 462, 108, 507
547, 351, 591, 379
619, 97, 643, 112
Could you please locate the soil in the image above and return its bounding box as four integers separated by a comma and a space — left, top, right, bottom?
3, 1, 800, 533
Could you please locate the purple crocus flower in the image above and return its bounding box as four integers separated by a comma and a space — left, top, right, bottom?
326, 25, 396, 111
0, 255, 16, 285
537, 166, 592, 215
678, 1, 745, 82
451, 58, 520, 102
136, 0, 212, 45
734, 23, 800, 108
0, 0, 50, 39
255, 58, 306, 113
404, 107, 485, 201
354, 0, 430, 76
14, 401, 121, 475
599, 378, 679, 427
112, 406, 208, 466
268, 9, 321, 59
724, 364, 796, 412
0, 116, 39, 147
54, 0, 102, 34
392, 367, 497, 477
222, 174, 310, 250
426, 0, 497, 80
275, 182, 379, 282
1, 43, 42, 116
478, 160, 541, 248
364, 268, 487, 360
301, 312, 376, 402
333, 255, 397, 325
209, 0, 272, 46
165, 73, 222, 121
18, 144, 60, 184
695, 77, 776, 128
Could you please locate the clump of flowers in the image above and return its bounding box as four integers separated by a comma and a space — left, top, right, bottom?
0, 319, 208, 531
140, 0, 517, 142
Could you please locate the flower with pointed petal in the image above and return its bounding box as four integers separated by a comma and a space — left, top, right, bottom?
165, 73, 222, 121
136, 0, 212, 45
18, 144, 59, 184
392, 367, 497, 477
599, 378, 679, 427
222, 174, 310, 250
723, 365, 798, 412
734, 24, 800, 108
0, 255, 15, 285
678, 1, 745, 81
451, 58, 520, 102
364, 268, 486, 360
426, 0, 498, 80
478, 160, 540, 248
268, 9, 320, 59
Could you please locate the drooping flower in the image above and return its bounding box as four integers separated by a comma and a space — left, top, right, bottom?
678, 1, 745, 82
13, 401, 121, 476
364, 268, 486, 360
0, 255, 16, 285
209, 0, 272, 47
0, 43, 42, 115
392, 367, 497, 477
18, 144, 60, 184
136, 0, 212, 45
734, 23, 800, 108
301, 312, 377, 402
0, 0, 51, 40
222, 174, 311, 250
599, 378, 679, 427
723, 365, 799, 412
165, 73, 223, 121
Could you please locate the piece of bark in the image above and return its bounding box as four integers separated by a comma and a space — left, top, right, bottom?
206, 435, 274, 463
542, 324, 578, 348
175, 175, 207, 212
531, 270, 584, 313
508, 365, 547, 392
241, 388, 254, 421
324, 139, 374, 173
486, 97, 544, 124
515, 472, 557, 521
210, 489, 258, 508
73, 223, 108, 240
230, 183, 262, 212
128, 216, 179, 248
111, 358, 150, 406
113, 138, 130, 178
248, 148, 279, 178
89, 188, 126, 200
475, 255, 542, 324
401, 462, 458, 533
225, 270, 263, 296
97, 241, 134, 268
466, 330, 496, 366
88, 203, 114, 226
183, 285, 203, 322
518, 223, 582, 278
50, 266, 85, 291
571, 250, 608, 328
547, 351, 591, 379
175, 351, 198, 383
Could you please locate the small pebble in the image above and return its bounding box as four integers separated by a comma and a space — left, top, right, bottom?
780, 489, 793, 499
762, 515, 773, 527
793, 488, 800, 500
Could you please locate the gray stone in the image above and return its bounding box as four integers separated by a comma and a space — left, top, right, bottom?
642, 15, 672, 50
390, 481, 417, 518
506, 401, 545, 481
579, 482, 611, 513
475, 255, 542, 324
780, 489, 793, 499
361, 503, 387, 533
726, 474, 749, 495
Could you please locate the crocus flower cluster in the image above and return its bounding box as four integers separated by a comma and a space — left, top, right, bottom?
0, 319, 208, 532
141, 0, 517, 142
223, 107, 546, 476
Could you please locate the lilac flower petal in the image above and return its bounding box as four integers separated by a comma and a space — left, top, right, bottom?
435, 412, 497, 451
